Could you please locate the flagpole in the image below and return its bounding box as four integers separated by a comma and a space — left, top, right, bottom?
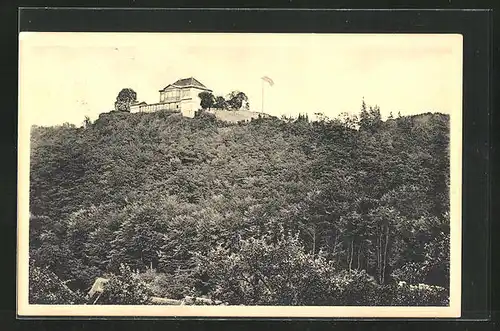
261, 78, 264, 113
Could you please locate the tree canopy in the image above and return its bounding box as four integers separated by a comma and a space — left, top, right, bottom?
29, 102, 450, 306
114, 88, 137, 112
226, 91, 249, 110
213, 96, 227, 109
198, 92, 216, 110
199, 91, 249, 111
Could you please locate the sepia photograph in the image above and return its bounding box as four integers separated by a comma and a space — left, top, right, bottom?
17, 32, 462, 317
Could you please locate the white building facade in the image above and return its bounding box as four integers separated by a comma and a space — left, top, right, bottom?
130, 77, 212, 118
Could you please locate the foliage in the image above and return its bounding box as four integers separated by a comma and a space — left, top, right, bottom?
214, 96, 227, 109
359, 99, 382, 132
226, 91, 249, 110
114, 88, 137, 112
137, 268, 197, 299
198, 92, 216, 110
199, 91, 248, 111
29, 260, 86, 304
29, 101, 450, 306
381, 282, 449, 306
196, 230, 340, 305
98, 264, 152, 304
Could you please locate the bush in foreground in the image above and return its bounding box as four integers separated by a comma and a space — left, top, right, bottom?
97, 264, 152, 305
29, 261, 86, 304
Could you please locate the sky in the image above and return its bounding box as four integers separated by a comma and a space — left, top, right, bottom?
19, 33, 463, 127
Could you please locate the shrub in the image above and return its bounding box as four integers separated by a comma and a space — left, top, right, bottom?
332, 269, 380, 305
196, 231, 343, 305
137, 268, 196, 300
98, 264, 152, 305
390, 282, 448, 306
29, 262, 85, 304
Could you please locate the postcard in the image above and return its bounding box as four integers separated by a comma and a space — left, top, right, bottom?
17, 32, 462, 317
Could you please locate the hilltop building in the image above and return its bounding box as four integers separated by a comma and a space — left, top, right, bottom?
130, 77, 212, 118
127, 76, 272, 123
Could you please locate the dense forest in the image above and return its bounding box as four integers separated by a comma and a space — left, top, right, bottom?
28, 101, 450, 306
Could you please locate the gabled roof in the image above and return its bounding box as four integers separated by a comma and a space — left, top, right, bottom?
160, 77, 212, 92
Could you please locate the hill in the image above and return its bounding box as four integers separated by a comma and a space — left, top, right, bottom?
28, 107, 451, 306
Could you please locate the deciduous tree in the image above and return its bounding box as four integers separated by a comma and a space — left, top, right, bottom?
114, 88, 137, 112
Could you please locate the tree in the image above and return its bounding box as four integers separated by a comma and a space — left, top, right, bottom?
114, 88, 137, 112
359, 99, 382, 132
29, 105, 451, 306
226, 91, 249, 110
198, 92, 215, 110
196, 230, 341, 305
29, 260, 86, 304
98, 264, 152, 304
359, 98, 369, 123
83, 116, 92, 128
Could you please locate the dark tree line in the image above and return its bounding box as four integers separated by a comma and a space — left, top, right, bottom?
28, 102, 450, 306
